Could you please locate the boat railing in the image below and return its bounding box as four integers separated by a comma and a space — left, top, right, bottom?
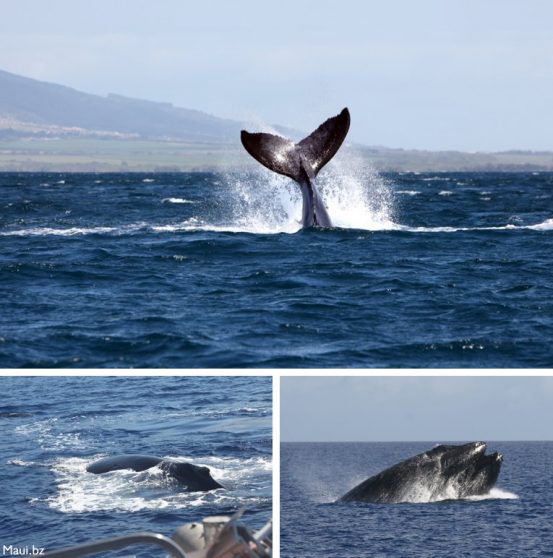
43, 512, 272, 558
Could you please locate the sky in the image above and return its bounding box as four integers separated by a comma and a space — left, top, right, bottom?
1, 0, 553, 151
281, 376, 553, 442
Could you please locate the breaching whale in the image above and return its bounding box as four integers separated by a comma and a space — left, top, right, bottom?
340, 442, 502, 504
240, 108, 350, 228
86, 455, 224, 492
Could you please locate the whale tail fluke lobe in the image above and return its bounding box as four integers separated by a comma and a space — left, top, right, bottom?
240, 108, 350, 182
240, 131, 302, 181
298, 107, 351, 175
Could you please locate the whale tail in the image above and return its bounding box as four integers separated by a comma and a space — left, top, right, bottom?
240, 108, 350, 182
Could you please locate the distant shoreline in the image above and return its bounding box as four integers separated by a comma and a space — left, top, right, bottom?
1, 138, 553, 173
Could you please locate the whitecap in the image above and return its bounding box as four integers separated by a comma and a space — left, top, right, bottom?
0, 226, 119, 237
0, 223, 147, 237
396, 190, 421, 196
162, 198, 194, 204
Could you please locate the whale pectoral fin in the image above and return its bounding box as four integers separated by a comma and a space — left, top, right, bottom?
240, 131, 301, 181
298, 107, 350, 176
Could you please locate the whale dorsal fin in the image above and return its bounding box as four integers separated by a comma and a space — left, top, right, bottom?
240, 108, 350, 182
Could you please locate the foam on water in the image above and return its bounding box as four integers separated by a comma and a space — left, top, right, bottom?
43, 454, 271, 513
0, 226, 120, 237
15, 419, 86, 452
528, 217, 553, 230
387, 484, 518, 504
162, 197, 194, 204
466, 487, 519, 501
399, 220, 553, 233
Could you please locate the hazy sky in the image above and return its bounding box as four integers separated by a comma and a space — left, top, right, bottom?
281, 376, 553, 442
2, 0, 553, 151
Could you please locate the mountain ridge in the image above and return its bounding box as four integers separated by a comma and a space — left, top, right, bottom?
0, 68, 247, 142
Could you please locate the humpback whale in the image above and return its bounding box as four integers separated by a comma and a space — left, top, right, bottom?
240, 108, 350, 228
86, 455, 224, 492
340, 442, 502, 504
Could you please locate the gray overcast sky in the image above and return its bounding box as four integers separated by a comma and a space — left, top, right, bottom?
281, 376, 553, 442
1, 0, 553, 151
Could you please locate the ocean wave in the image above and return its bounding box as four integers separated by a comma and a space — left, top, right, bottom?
0, 224, 146, 237
3, 218, 553, 237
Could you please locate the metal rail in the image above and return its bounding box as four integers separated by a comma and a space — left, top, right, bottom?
43, 532, 188, 558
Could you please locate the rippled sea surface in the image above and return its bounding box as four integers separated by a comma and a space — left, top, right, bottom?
281, 442, 553, 557
1, 170, 553, 367
0, 376, 272, 554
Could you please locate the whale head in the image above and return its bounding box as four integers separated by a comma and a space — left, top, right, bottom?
426, 442, 503, 497
160, 461, 224, 492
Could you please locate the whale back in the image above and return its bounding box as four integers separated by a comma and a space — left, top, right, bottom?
86, 454, 162, 474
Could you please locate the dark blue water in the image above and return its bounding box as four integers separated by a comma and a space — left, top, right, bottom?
1, 170, 553, 367
281, 442, 553, 557
0, 376, 271, 555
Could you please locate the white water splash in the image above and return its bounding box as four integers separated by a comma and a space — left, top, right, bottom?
203, 155, 397, 234
317, 155, 396, 231
395, 483, 518, 504
466, 487, 519, 501
528, 218, 553, 230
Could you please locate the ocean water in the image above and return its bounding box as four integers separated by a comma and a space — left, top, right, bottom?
281, 441, 553, 557
1, 168, 553, 367
0, 376, 272, 555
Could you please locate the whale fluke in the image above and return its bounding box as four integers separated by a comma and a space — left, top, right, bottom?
241, 108, 350, 182
240, 108, 350, 228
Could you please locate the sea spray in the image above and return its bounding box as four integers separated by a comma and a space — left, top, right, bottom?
217, 156, 397, 234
